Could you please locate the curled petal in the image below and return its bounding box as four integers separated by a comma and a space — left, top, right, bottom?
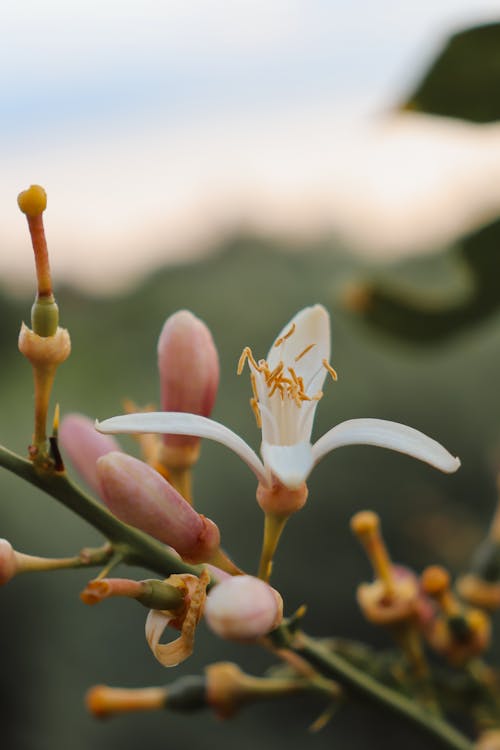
97, 412, 267, 485
145, 570, 209, 667
261, 441, 314, 490
312, 418, 460, 474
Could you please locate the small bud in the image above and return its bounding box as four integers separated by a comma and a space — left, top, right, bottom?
157, 310, 219, 457
97, 452, 220, 563
59, 413, 121, 496
0, 540, 17, 585
204, 575, 283, 641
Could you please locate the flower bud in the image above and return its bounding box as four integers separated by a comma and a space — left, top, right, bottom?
0, 540, 17, 585
204, 575, 283, 640
157, 310, 219, 454
96, 452, 220, 563
59, 413, 121, 496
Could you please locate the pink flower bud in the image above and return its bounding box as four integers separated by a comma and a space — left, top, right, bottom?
0, 540, 17, 585
157, 310, 219, 449
96, 452, 220, 563
204, 575, 283, 640
59, 413, 121, 496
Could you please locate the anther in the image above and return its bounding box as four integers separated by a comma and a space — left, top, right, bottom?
295, 343, 315, 362
323, 359, 338, 381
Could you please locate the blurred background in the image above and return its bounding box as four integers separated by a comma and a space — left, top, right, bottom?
2, 2, 500, 748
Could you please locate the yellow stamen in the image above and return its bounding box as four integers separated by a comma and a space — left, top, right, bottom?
295, 343, 315, 362
250, 372, 259, 401
237, 346, 260, 375
323, 359, 338, 381
250, 397, 262, 428
266, 362, 284, 385
274, 322, 296, 348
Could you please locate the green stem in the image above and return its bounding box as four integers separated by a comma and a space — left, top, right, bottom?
16, 544, 112, 574
292, 632, 474, 750
0, 444, 209, 582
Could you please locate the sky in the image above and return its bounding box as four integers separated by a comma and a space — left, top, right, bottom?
2, 1, 500, 293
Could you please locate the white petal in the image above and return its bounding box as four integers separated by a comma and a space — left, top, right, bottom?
312, 419, 460, 474
267, 305, 331, 396
261, 441, 314, 489
96, 412, 267, 484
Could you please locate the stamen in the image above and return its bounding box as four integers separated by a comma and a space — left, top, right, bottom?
237, 346, 259, 374
250, 397, 262, 428
323, 359, 338, 381
266, 361, 284, 385
295, 343, 315, 362
250, 372, 259, 402
273, 322, 296, 347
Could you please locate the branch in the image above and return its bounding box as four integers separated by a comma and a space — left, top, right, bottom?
291, 632, 474, 750
0, 444, 207, 581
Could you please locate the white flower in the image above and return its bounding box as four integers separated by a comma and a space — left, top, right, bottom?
96, 305, 460, 490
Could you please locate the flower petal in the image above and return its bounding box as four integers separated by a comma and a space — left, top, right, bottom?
267, 305, 331, 396
96, 412, 267, 484
312, 418, 460, 474
145, 570, 209, 667
261, 441, 314, 489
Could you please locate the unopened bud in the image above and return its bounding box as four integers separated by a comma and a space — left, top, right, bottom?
204, 575, 283, 640
97, 452, 220, 563
59, 413, 120, 496
157, 310, 219, 457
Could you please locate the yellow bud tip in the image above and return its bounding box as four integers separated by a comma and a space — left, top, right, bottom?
17, 185, 47, 217
421, 565, 450, 596
350, 510, 379, 537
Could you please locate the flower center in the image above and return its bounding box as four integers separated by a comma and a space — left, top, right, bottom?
237, 323, 337, 429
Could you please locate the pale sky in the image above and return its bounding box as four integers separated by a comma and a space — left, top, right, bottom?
1, 1, 500, 292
